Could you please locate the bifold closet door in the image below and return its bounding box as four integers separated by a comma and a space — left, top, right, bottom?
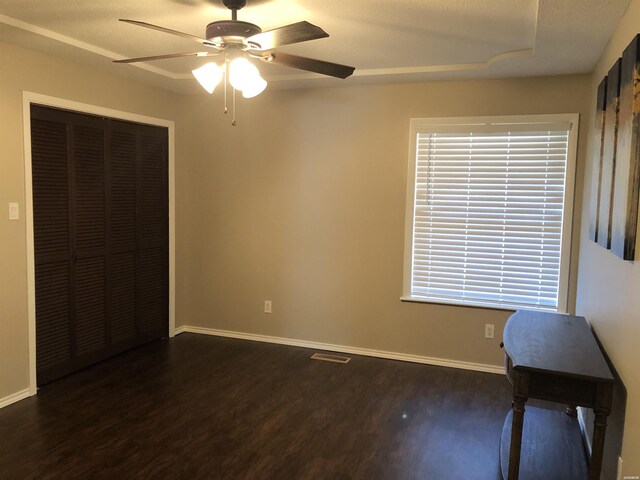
31, 105, 168, 385
109, 121, 169, 344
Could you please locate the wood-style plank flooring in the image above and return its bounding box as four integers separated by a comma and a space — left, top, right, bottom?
0, 334, 513, 479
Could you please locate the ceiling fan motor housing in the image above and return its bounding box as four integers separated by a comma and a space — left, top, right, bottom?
206, 20, 262, 46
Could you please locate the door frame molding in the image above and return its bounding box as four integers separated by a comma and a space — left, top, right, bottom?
22, 92, 176, 395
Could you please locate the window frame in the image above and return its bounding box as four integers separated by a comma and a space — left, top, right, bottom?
402, 114, 579, 313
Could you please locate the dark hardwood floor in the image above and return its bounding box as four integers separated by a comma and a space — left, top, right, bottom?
0, 334, 514, 479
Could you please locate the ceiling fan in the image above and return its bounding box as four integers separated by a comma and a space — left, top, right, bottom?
114, 0, 355, 97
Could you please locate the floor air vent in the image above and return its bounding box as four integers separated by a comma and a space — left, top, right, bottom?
311, 353, 351, 364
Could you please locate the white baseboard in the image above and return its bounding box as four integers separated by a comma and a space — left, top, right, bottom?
0, 327, 501, 411
577, 406, 593, 456
179, 325, 505, 375
0, 388, 32, 409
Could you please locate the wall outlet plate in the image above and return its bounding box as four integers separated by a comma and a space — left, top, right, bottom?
484, 324, 495, 339
9, 203, 19, 220
264, 300, 272, 314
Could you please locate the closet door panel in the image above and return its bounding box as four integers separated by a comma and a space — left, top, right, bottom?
32, 106, 168, 385
138, 129, 168, 337
70, 118, 108, 358
31, 112, 72, 382
109, 125, 139, 345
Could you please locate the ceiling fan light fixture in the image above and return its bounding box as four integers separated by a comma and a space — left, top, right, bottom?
192, 62, 224, 94
228, 57, 260, 91
116, 0, 354, 124
242, 76, 267, 98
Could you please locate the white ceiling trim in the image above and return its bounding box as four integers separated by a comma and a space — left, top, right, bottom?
266, 48, 535, 82
0, 12, 182, 79
258, 0, 540, 83
0, 0, 540, 84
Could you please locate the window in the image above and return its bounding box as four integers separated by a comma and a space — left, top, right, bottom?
403, 114, 578, 312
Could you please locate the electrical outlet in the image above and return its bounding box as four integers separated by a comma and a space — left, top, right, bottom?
264, 300, 272, 314
484, 324, 495, 339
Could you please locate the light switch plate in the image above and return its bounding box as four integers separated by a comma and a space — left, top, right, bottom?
9, 203, 19, 220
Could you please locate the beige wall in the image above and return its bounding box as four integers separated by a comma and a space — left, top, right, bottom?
576, 0, 640, 476
177, 74, 591, 368
0, 41, 183, 400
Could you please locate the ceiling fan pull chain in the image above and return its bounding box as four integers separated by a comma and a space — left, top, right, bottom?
224, 53, 228, 114
232, 87, 237, 126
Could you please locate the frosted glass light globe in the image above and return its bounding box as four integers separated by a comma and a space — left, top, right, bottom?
229, 57, 260, 91
242, 76, 268, 98
192, 62, 224, 94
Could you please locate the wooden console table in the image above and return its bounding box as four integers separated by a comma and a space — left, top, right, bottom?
501, 310, 614, 480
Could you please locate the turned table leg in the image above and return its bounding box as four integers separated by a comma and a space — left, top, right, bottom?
589, 410, 609, 480
508, 395, 526, 480
589, 383, 613, 480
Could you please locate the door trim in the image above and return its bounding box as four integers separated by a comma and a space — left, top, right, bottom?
22, 91, 176, 395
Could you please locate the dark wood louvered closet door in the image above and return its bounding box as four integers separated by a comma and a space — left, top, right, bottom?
31, 105, 168, 385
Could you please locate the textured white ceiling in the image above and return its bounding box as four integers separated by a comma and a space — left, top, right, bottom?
0, 0, 631, 93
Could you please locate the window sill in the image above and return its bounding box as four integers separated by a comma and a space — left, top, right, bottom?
400, 295, 561, 313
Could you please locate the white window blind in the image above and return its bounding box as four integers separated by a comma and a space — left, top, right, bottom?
406, 119, 575, 311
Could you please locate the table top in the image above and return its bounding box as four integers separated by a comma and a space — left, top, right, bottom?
503, 310, 614, 383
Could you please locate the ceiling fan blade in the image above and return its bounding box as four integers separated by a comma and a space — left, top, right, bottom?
119, 19, 217, 47
114, 52, 219, 64
247, 21, 328, 50
264, 52, 355, 79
